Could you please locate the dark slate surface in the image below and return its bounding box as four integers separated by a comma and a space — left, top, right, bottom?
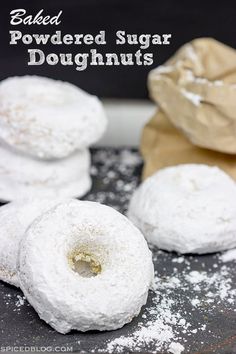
0, 148, 235, 353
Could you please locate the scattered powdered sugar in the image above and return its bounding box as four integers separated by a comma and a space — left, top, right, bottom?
94, 246, 235, 354
119, 150, 142, 167
87, 149, 142, 214
2, 292, 12, 306
2, 291, 28, 313
169, 342, 185, 354
15, 294, 25, 307
186, 270, 207, 284
102, 293, 183, 354
191, 298, 200, 307
172, 256, 185, 264
186, 267, 236, 302
220, 248, 236, 263
106, 320, 175, 353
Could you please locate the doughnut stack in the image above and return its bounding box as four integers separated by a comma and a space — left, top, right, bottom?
0, 75, 107, 201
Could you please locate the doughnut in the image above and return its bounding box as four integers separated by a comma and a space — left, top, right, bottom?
128, 164, 236, 254
0, 199, 63, 287
0, 76, 107, 159
18, 200, 154, 333
0, 144, 91, 201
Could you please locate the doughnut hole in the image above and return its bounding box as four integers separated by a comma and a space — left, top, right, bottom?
68, 248, 102, 278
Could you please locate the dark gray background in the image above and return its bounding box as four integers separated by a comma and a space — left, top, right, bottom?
0, 0, 235, 98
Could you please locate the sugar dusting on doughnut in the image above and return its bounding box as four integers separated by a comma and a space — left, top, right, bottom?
0, 145, 91, 201
0, 76, 107, 159
18, 199, 154, 333
0, 198, 65, 287
128, 164, 236, 254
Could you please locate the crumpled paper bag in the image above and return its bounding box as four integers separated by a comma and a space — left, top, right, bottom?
148, 38, 236, 154
141, 110, 236, 180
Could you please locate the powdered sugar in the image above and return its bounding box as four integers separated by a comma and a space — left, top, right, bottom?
172, 257, 185, 264
191, 298, 200, 307
119, 150, 142, 167
95, 249, 236, 353
169, 342, 185, 354
15, 295, 25, 308
185, 267, 236, 302
220, 248, 236, 262
87, 149, 141, 214
106, 318, 175, 353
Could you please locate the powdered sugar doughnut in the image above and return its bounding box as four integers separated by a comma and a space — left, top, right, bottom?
0, 145, 91, 201
18, 200, 154, 333
128, 164, 236, 254
0, 198, 63, 287
0, 76, 107, 159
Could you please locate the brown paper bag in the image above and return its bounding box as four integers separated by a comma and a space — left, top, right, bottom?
141, 110, 236, 180
148, 38, 236, 154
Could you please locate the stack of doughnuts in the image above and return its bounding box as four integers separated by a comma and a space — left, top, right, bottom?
0, 75, 107, 201
0, 76, 154, 334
